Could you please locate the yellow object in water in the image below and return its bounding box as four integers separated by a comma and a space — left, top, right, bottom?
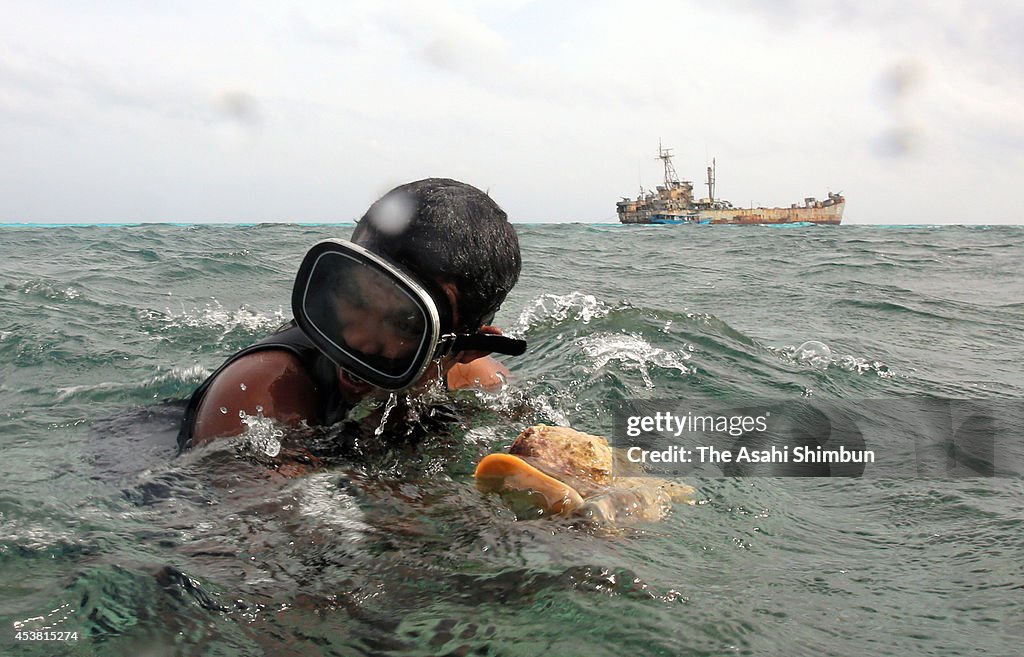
475, 424, 694, 524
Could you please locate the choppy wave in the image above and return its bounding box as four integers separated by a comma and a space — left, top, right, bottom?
1, 224, 1022, 656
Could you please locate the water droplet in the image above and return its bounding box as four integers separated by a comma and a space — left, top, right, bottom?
239, 383, 247, 391
374, 393, 400, 437
239, 410, 246, 418
255, 405, 264, 414
220, 406, 228, 414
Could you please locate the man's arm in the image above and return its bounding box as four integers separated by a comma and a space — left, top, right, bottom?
191, 350, 322, 447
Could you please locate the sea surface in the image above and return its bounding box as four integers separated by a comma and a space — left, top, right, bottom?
1, 223, 1022, 656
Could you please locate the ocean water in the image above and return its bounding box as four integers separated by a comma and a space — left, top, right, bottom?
1, 223, 1022, 656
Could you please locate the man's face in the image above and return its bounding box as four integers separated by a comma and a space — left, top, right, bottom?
333, 266, 425, 363
331, 266, 461, 403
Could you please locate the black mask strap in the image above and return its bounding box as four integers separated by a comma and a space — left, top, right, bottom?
447, 333, 527, 357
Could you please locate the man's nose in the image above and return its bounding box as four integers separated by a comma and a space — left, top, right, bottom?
342, 314, 414, 360
342, 319, 384, 356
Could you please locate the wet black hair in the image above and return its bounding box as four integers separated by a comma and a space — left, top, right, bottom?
351, 178, 522, 332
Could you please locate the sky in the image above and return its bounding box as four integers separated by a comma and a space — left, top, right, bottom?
1, 0, 1022, 224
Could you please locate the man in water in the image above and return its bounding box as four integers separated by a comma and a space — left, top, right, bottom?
177, 178, 524, 450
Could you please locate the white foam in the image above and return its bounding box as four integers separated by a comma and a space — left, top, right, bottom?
149, 300, 286, 339
578, 332, 693, 388
511, 292, 611, 335
148, 364, 212, 385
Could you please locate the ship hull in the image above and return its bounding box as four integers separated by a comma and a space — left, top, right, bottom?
703, 200, 843, 225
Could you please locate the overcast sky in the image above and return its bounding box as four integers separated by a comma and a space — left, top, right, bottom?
1, 0, 1021, 224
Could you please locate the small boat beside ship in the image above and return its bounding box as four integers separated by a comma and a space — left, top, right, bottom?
616, 144, 844, 225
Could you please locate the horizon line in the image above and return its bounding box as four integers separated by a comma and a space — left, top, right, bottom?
1, 221, 1022, 229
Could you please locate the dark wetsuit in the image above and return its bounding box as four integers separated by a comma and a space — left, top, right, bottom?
176, 322, 343, 452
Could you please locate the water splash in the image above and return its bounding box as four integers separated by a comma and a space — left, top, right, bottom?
529, 393, 573, 426
511, 292, 611, 334
578, 332, 693, 388
238, 412, 283, 458
373, 393, 400, 438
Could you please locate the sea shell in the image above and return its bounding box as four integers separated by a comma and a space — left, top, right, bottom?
475, 424, 694, 524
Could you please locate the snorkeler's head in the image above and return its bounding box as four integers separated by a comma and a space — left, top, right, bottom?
351, 178, 521, 332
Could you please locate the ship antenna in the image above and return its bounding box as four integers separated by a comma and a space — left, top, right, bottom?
706, 157, 716, 202
657, 140, 679, 186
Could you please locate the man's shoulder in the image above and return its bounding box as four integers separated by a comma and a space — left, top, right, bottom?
191, 349, 323, 446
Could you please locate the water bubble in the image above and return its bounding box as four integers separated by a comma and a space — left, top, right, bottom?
220, 406, 228, 414
255, 405, 264, 414
239, 410, 246, 418
239, 383, 247, 391
794, 341, 832, 367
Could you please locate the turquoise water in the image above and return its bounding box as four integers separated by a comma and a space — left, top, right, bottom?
1, 224, 1022, 656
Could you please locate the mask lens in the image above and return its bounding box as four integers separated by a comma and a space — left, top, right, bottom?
295, 246, 437, 388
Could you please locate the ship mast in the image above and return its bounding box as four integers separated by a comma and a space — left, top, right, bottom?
706, 158, 716, 202
657, 139, 679, 186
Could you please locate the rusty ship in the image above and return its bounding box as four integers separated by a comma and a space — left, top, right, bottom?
616, 144, 844, 225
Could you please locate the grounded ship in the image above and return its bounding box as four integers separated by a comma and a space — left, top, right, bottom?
617, 145, 844, 225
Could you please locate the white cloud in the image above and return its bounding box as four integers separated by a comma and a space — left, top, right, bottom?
0, 0, 1020, 223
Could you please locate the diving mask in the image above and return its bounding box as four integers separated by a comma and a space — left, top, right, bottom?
291, 239, 526, 391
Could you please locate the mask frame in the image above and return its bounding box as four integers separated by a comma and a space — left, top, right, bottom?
292, 239, 525, 391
